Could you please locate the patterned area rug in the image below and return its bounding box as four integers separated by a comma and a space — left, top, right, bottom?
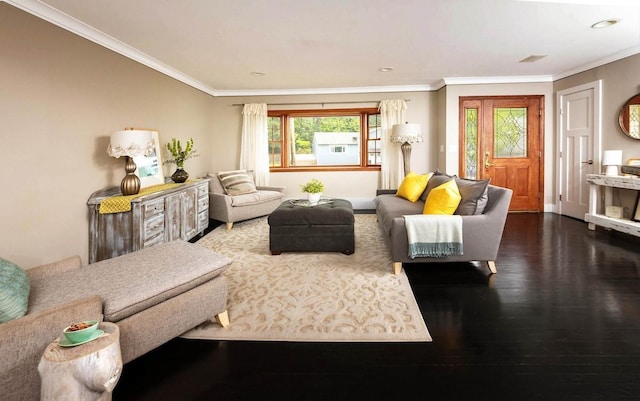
181, 214, 431, 342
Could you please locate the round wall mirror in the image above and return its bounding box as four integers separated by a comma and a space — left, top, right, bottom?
618, 93, 640, 139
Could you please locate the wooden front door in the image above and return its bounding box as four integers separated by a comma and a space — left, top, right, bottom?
460, 96, 544, 211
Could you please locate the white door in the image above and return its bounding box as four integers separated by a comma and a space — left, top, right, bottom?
557, 81, 601, 220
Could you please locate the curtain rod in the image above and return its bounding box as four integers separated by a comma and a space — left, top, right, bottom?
231, 99, 411, 107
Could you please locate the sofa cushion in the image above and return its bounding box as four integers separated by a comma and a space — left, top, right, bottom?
455, 177, 490, 215
0, 257, 30, 323
28, 241, 232, 322
420, 172, 454, 202
231, 190, 284, 207
218, 170, 257, 196
396, 172, 432, 202
423, 179, 462, 215
374, 194, 424, 235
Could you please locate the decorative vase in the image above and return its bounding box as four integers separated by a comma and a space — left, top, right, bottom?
171, 167, 189, 183
308, 192, 321, 204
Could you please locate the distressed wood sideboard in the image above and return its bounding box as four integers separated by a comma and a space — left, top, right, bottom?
87, 179, 210, 263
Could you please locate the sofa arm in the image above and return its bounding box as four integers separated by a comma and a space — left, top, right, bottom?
376, 189, 397, 196
0, 295, 103, 401
26, 255, 83, 282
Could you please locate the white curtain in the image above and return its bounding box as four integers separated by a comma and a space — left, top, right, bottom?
240, 103, 269, 186
379, 99, 407, 189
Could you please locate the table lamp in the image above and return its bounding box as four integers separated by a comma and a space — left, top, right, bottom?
391, 123, 423, 176
602, 150, 622, 176
107, 129, 153, 195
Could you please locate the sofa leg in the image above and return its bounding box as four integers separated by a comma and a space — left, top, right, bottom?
487, 261, 497, 274
215, 310, 230, 327
225, 222, 233, 230
393, 262, 402, 275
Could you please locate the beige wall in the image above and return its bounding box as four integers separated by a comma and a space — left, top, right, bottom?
210, 92, 438, 207
0, 4, 215, 267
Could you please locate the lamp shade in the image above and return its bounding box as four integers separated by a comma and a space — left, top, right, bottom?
602, 150, 622, 166
107, 130, 153, 158
391, 123, 423, 144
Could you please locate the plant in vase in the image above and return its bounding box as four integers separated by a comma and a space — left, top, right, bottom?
300, 178, 324, 204
164, 137, 198, 183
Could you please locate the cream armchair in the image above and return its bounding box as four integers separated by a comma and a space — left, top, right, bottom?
207, 171, 286, 230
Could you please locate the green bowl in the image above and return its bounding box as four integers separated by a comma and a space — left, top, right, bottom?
63, 320, 99, 343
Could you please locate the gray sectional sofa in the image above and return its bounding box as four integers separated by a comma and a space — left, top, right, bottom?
374, 174, 513, 275
0, 241, 231, 401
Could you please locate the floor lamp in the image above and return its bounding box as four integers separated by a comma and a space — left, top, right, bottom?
391, 123, 423, 176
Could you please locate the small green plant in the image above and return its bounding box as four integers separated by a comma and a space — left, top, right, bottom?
164, 137, 198, 168
300, 178, 324, 194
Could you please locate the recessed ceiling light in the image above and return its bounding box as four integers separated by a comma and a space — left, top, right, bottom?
591, 19, 620, 29
250, 72, 265, 76
379, 67, 394, 72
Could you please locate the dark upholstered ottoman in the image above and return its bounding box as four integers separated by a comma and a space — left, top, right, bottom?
268, 199, 355, 255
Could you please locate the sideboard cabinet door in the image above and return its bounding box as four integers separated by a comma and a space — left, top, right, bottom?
87, 179, 210, 263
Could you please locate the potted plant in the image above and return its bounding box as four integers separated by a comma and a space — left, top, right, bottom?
164, 137, 198, 183
300, 178, 324, 204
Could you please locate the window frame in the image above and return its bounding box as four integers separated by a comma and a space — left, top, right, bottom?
268, 108, 381, 172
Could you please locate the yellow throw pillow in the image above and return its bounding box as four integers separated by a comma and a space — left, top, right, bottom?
395, 172, 433, 202
423, 179, 462, 215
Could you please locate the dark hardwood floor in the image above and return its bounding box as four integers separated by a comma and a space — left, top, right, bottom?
114, 213, 640, 401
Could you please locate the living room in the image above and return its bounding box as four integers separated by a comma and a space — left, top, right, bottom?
2, 1, 640, 400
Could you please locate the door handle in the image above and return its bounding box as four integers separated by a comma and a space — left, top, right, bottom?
485, 151, 492, 169
581, 160, 593, 165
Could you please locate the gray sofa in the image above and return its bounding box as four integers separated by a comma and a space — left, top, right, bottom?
0, 240, 231, 401
374, 182, 513, 275
207, 171, 286, 230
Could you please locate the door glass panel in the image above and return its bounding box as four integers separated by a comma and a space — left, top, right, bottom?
494, 107, 527, 158
464, 108, 478, 179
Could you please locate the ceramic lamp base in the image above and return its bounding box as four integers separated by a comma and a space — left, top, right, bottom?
605, 165, 619, 176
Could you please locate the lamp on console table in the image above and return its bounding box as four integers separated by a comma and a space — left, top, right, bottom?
602, 149, 622, 176
107, 129, 152, 196
391, 122, 423, 176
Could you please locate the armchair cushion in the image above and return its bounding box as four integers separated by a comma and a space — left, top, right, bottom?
0, 257, 30, 323
217, 169, 257, 196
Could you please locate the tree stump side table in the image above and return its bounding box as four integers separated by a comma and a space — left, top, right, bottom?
38, 322, 122, 401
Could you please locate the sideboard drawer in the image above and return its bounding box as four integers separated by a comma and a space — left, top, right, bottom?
143, 214, 164, 240
197, 184, 208, 198
197, 196, 209, 211
144, 199, 165, 219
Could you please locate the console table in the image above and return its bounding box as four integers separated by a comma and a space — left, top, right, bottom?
585, 174, 640, 237
87, 179, 210, 263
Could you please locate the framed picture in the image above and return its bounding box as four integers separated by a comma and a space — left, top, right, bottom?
627, 158, 640, 166
633, 193, 640, 222
134, 130, 165, 188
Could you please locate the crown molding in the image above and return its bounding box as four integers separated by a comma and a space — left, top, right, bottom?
212, 84, 434, 97
553, 45, 640, 81
441, 75, 554, 86
5, 0, 218, 96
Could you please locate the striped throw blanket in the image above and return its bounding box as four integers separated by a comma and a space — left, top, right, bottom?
403, 214, 463, 258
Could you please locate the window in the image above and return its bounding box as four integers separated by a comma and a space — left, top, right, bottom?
268, 108, 381, 171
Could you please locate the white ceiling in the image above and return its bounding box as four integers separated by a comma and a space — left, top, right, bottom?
7, 0, 640, 96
